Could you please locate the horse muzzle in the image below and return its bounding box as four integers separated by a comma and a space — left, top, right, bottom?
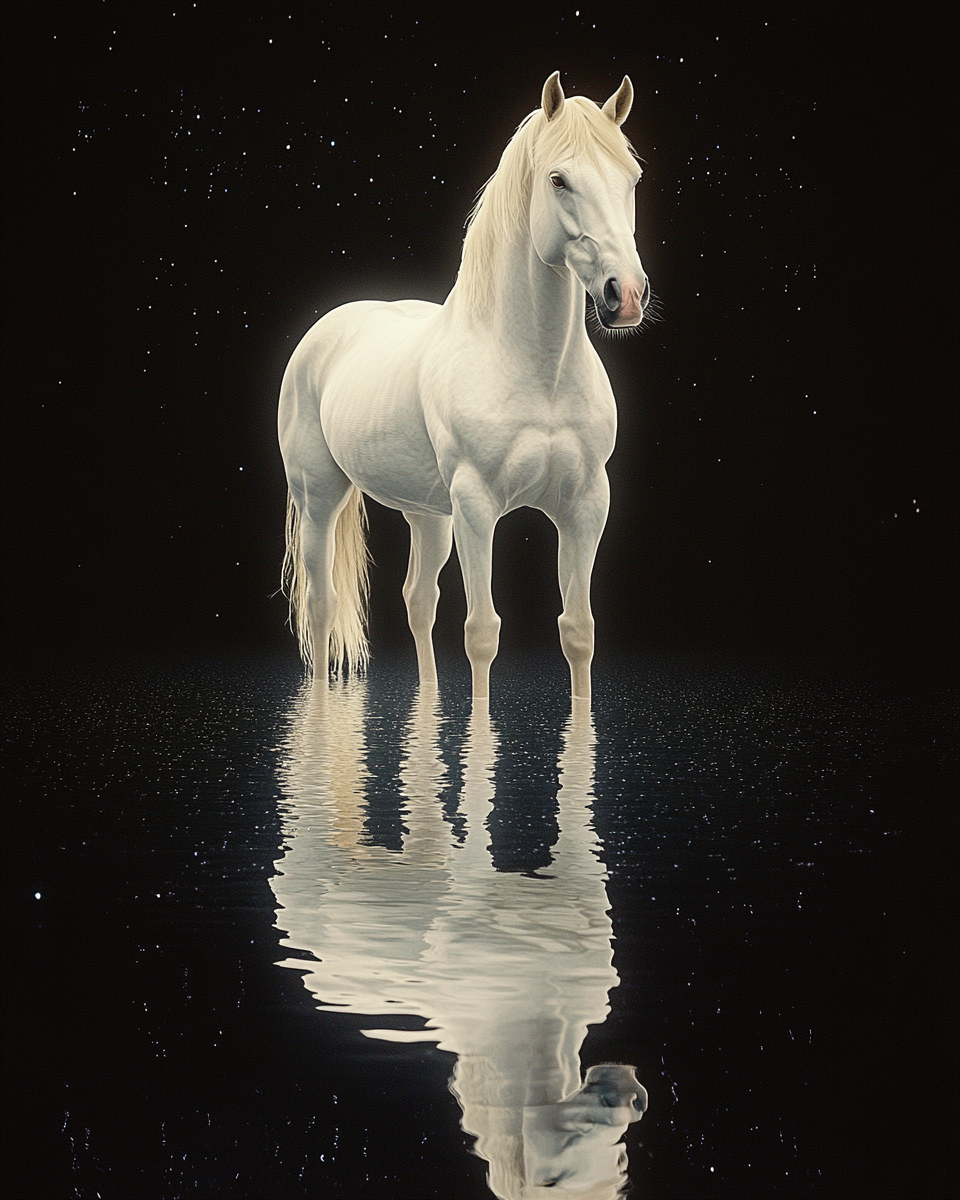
596, 275, 649, 328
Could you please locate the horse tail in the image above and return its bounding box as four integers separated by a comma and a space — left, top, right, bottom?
282, 487, 371, 675
329, 486, 371, 674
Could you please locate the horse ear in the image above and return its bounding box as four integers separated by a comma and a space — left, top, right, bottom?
541, 71, 565, 122
601, 76, 634, 125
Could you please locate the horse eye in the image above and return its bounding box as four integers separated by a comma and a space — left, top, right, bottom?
549, 173, 566, 189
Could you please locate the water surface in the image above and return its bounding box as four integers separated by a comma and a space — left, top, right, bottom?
3, 652, 955, 1197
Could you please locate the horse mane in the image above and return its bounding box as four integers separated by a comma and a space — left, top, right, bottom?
455, 95, 639, 315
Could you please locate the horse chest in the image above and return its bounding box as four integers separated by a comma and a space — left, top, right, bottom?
432, 371, 612, 499
501, 427, 585, 502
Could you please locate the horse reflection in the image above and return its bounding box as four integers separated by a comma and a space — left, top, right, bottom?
272, 682, 646, 1198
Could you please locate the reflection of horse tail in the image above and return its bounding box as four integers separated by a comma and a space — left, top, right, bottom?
283, 487, 371, 673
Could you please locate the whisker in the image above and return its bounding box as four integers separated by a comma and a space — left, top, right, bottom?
585, 293, 662, 339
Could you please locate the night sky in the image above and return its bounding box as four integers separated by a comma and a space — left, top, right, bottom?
3, 3, 955, 665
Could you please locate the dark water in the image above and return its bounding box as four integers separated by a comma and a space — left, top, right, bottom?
3, 652, 956, 1198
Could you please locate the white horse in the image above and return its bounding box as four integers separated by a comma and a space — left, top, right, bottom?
279, 72, 650, 699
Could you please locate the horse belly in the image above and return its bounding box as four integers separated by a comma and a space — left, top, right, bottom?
320, 314, 451, 516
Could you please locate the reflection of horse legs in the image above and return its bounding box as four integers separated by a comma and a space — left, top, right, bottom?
403, 512, 453, 686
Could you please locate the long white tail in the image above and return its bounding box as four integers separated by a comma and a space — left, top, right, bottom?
282, 488, 371, 674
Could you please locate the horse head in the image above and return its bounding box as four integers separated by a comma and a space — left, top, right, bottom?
522, 1064, 648, 1194
530, 73, 650, 331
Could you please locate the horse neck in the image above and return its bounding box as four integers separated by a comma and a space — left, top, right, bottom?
458, 230, 589, 384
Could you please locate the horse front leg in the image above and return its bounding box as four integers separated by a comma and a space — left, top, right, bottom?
451, 472, 501, 701
553, 479, 610, 701
402, 512, 454, 687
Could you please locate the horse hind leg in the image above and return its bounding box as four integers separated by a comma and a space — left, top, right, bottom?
402, 512, 453, 687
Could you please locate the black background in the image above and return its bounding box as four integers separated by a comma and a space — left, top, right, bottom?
2, 3, 956, 663
1, 9, 957, 1197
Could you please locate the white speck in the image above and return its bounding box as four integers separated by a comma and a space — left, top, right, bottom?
35, 892, 41, 899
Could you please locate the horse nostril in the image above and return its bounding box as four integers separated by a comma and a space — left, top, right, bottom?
603, 277, 622, 312
640, 278, 650, 310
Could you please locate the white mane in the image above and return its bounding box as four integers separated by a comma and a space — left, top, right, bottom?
455, 95, 640, 314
